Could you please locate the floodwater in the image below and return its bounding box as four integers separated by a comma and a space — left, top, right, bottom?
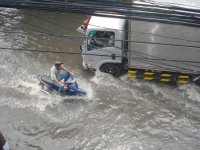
0, 8, 200, 150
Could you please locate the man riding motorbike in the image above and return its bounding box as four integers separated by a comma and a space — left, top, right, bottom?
50, 61, 73, 93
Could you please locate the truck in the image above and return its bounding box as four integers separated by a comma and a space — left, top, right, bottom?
78, 4, 200, 85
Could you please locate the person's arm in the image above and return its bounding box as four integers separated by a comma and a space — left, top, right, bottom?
50, 68, 64, 86
53, 79, 64, 86
62, 66, 74, 75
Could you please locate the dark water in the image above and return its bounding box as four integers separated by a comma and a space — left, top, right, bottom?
0, 8, 200, 150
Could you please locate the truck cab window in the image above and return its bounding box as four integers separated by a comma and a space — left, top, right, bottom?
87, 31, 115, 51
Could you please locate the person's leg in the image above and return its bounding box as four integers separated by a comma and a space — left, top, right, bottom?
58, 86, 64, 93
60, 72, 69, 82
52, 82, 63, 92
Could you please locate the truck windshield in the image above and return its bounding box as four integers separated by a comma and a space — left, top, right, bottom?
87, 31, 115, 51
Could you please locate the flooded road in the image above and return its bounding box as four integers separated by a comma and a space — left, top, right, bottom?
0, 8, 200, 150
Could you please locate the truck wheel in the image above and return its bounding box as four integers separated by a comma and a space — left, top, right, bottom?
100, 64, 121, 77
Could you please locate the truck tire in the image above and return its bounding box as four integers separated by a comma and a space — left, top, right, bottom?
100, 64, 121, 77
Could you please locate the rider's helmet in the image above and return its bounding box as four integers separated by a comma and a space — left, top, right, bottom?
55, 61, 63, 67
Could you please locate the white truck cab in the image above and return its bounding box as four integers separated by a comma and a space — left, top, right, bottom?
80, 16, 127, 77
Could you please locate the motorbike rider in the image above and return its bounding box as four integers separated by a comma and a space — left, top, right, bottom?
50, 61, 73, 93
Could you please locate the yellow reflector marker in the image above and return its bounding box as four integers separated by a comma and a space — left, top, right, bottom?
144, 72, 154, 75
161, 74, 172, 77
160, 79, 171, 82
128, 70, 137, 74
128, 75, 137, 78
177, 80, 188, 84
179, 76, 189, 79
144, 77, 154, 80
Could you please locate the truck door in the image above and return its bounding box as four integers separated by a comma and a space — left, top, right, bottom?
85, 30, 117, 69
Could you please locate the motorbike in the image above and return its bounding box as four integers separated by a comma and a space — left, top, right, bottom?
37, 72, 87, 96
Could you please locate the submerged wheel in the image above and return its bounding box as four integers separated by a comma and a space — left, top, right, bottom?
100, 64, 121, 77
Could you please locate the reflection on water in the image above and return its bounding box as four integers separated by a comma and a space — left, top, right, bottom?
0, 8, 200, 150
